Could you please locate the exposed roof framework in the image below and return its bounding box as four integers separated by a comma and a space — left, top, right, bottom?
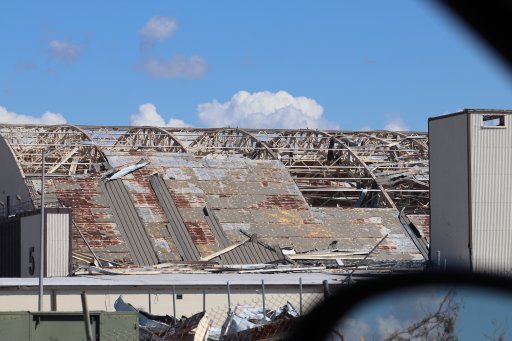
0, 124, 107, 176
0, 125, 429, 213
176, 128, 278, 160
113, 126, 189, 153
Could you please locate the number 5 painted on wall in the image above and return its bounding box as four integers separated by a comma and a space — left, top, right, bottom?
29, 246, 35, 276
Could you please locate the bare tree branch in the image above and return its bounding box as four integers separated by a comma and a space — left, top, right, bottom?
383, 289, 459, 341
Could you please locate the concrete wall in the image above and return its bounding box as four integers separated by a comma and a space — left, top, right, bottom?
0, 137, 32, 215
20, 214, 40, 277
429, 113, 471, 271
470, 112, 512, 273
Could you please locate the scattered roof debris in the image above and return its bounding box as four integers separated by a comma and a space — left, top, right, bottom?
202, 234, 291, 265
115, 295, 209, 341
115, 295, 299, 341
71, 262, 326, 276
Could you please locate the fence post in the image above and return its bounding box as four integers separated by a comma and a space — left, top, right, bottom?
81, 291, 93, 341
261, 280, 266, 313
227, 281, 231, 314
323, 280, 330, 299
148, 289, 152, 314
299, 277, 303, 316
172, 285, 176, 324
203, 288, 206, 313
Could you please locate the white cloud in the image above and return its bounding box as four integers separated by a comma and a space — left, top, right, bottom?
139, 16, 178, 49
130, 103, 165, 126
197, 90, 337, 129
167, 118, 190, 128
0, 105, 67, 125
376, 314, 405, 339
339, 318, 372, 340
49, 39, 85, 63
142, 55, 208, 79
130, 103, 191, 127
384, 113, 408, 131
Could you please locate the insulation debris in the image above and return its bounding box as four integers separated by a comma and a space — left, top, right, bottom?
108, 160, 150, 180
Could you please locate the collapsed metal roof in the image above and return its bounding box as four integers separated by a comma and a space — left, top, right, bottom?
0, 125, 429, 213
0, 124, 428, 268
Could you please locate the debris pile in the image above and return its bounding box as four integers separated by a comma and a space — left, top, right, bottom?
114, 296, 300, 341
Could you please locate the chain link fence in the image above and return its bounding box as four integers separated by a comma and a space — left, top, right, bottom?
204, 280, 326, 336
114, 279, 333, 340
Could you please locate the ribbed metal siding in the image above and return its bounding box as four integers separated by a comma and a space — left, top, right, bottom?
104, 180, 158, 265
46, 213, 70, 277
0, 218, 21, 277
150, 175, 200, 261
203, 206, 230, 248
470, 113, 512, 273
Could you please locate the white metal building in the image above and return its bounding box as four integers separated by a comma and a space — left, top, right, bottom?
0, 209, 71, 278
429, 109, 512, 273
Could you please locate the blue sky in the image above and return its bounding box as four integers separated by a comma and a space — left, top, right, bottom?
1, 1, 511, 131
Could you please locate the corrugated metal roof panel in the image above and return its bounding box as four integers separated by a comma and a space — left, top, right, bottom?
17, 149, 425, 267
185, 221, 216, 244
310, 208, 424, 261
209, 238, 288, 265
204, 207, 230, 248
28, 176, 133, 264
125, 168, 180, 263
150, 174, 201, 261
103, 179, 158, 265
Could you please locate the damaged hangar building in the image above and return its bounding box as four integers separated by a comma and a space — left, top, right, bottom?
0, 125, 429, 275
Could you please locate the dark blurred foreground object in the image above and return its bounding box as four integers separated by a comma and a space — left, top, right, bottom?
436, 1, 512, 74
287, 272, 512, 341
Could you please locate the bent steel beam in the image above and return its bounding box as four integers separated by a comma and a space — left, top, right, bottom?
113, 126, 190, 153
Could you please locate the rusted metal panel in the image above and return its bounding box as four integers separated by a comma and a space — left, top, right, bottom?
407, 214, 430, 242
203, 207, 230, 248
203, 158, 249, 169
1, 125, 430, 214
212, 209, 256, 224
247, 195, 306, 209
164, 167, 193, 180
311, 208, 424, 260
103, 179, 158, 265
184, 222, 216, 245
6, 145, 427, 268
170, 192, 207, 208
211, 238, 288, 265
252, 209, 304, 225
122, 172, 178, 262
27, 176, 133, 264
239, 223, 309, 239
